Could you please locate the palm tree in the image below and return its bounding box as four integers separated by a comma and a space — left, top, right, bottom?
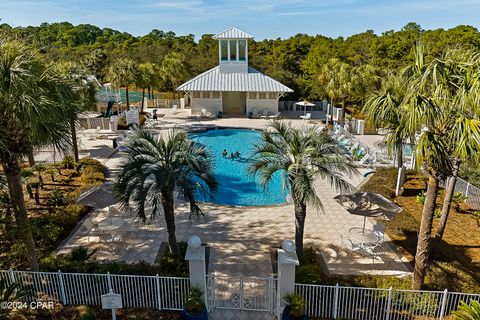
400, 44, 455, 289
249, 120, 358, 259
432, 50, 480, 240
107, 58, 138, 108
114, 128, 217, 256
351, 64, 382, 108
452, 300, 480, 320
318, 58, 352, 120
53, 62, 97, 162
363, 73, 409, 169
160, 52, 188, 99
136, 63, 157, 111
0, 278, 32, 318
0, 38, 79, 271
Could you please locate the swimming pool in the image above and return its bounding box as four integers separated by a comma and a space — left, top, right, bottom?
189, 129, 288, 206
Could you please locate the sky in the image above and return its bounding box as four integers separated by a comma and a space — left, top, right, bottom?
0, 0, 480, 40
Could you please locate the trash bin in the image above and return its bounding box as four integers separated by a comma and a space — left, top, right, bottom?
248, 112, 253, 119
113, 138, 118, 149
217, 111, 223, 118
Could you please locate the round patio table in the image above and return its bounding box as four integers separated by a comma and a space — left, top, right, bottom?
98, 217, 125, 231
348, 227, 379, 245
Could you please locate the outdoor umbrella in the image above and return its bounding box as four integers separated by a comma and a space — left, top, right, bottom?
295, 100, 315, 115
77, 181, 117, 209
334, 192, 402, 232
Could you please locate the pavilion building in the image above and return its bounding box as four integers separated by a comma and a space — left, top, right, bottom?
177, 27, 293, 116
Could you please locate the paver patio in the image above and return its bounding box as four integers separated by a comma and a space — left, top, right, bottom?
55, 108, 411, 278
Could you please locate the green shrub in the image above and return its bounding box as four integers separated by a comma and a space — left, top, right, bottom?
416, 191, 426, 204
283, 293, 306, 318
434, 207, 442, 218
184, 287, 204, 314
158, 242, 189, 277
61, 156, 76, 169
70, 247, 97, 263
48, 187, 67, 207
295, 264, 323, 285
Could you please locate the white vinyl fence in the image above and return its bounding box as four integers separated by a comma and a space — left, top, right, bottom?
295, 283, 480, 320
2, 270, 480, 318
0, 270, 190, 311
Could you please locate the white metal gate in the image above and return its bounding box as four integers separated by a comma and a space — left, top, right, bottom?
207, 274, 276, 314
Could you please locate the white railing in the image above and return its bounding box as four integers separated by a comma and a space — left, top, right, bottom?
0, 270, 190, 311
295, 283, 480, 320
450, 177, 480, 210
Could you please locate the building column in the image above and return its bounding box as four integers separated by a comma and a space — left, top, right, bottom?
277, 240, 300, 316
185, 235, 207, 305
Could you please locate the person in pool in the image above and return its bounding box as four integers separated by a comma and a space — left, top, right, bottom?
234, 151, 241, 158
222, 149, 227, 158
230, 152, 235, 159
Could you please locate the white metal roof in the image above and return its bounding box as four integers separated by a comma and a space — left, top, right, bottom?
213, 27, 254, 39
177, 66, 293, 92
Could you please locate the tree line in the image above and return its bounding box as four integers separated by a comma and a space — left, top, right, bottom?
1, 21, 480, 104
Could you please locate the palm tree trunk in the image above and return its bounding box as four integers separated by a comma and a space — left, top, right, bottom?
2, 159, 39, 271
435, 159, 461, 240
125, 86, 130, 109
293, 192, 307, 260
161, 187, 180, 256
27, 152, 35, 167
396, 140, 403, 168
148, 87, 151, 99
70, 119, 79, 162
341, 98, 346, 121
141, 88, 145, 112
412, 173, 439, 290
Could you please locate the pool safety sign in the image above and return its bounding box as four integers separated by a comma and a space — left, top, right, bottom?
101, 290, 122, 320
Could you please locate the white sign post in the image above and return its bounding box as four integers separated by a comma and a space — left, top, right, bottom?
101, 290, 122, 320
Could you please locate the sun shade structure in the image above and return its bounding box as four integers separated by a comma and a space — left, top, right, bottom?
334, 192, 403, 231
77, 182, 117, 209
295, 100, 316, 115
177, 27, 292, 117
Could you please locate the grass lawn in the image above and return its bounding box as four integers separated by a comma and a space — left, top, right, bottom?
361, 167, 480, 293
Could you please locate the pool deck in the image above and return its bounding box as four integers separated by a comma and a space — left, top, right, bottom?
54, 108, 410, 278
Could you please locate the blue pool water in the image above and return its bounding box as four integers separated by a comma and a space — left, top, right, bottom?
190, 129, 288, 206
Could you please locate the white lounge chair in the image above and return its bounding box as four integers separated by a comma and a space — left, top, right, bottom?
269, 112, 281, 119
300, 113, 311, 120
172, 104, 178, 114
359, 153, 371, 165
259, 110, 269, 118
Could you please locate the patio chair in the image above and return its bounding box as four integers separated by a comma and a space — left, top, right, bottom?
172, 104, 178, 114
259, 110, 269, 118
268, 112, 281, 119
82, 218, 99, 243
340, 235, 363, 255
373, 224, 385, 242
300, 113, 311, 120
362, 242, 384, 263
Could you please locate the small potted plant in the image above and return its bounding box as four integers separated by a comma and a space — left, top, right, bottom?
183, 286, 208, 320
282, 293, 307, 320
